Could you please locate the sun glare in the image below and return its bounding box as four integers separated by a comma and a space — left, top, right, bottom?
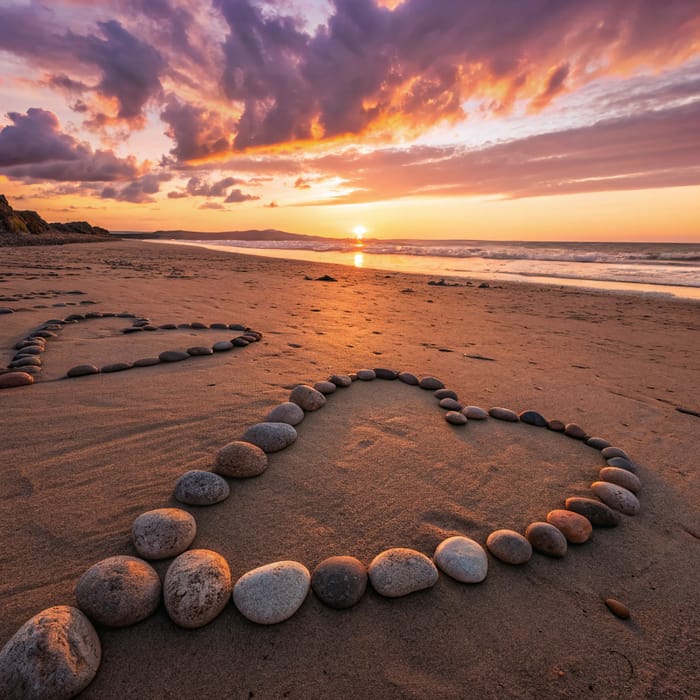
352, 225, 367, 240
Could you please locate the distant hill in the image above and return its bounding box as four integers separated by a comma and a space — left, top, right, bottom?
118, 229, 327, 242
0, 194, 111, 246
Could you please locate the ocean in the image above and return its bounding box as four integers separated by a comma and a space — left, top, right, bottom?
160, 238, 700, 301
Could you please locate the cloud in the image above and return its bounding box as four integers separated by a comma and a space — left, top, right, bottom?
225, 188, 260, 203
529, 63, 570, 112
199, 201, 226, 210
101, 173, 167, 202
185, 176, 240, 197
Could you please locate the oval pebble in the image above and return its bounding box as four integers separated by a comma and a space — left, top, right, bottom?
587, 437, 612, 450
546, 509, 592, 544
398, 372, 419, 385
564, 497, 620, 527
232, 337, 250, 347
212, 341, 234, 352
0, 606, 100, 699
0, 372, 34, 389
374, 368, 398, 380
75, 555, 161, 627
462, 405, 488, 420
101, 362, 132, 373
242, 422, 298, 453
10, 356, 42, 367
14, 345, 42, 355
439, 398, 463, 411
419, 376, 444, 390
599, 466, 641, 493
605, 598, 631, 620
190, 322, 209, 329
519, 410, 548, 427
159, 350, 190, 362
486, 529, 532, 565
434, 389, 458, 400
591, 481, 640, 515
445, 411, 468, 425
289, 384, 327, 410
525, 522, 567, 557
132, 508, 197, 560
133, 357, 160, 367
488, 407, 519, 422
433, 536, 488, 583
266, 402, 305, 426
601, 446, 631, 461
314, 380, 337, 394
174, 470, 230, 505
547, 419, 565, 432
311, 556, 367, 609
187, 346, 214, 356
357, 369, 376, 381
66, 364, 99, 378
368, 548, 438, 597
233, 561, 311, 624
215, 440, 268, 478
564, 423, 587, 439
606, 456, 636, 473
328, 374, 352, 387
164, 550, 232, 628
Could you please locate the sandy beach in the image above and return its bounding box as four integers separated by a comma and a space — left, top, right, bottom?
1, 239, 699, 699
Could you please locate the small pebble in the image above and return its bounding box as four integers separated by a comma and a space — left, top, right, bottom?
439, 398, 463, 411
159, 350, 190, 362
0, 372, 34, 389
546, 509, 592, 544
242, 422, 298, 452
174, 470, 230, 505
314, 380, 337, 395
289, 384, 327, 411
564, 497, 620, 527
311, 556, 367, 609
187, 346, 214, 356
599, 467, 641, 493
488, 407, 519, 422
601, 446, 631, 461
368, 548, 438, 597
419, 376, 444, 390
374, 368, 398, 380
462, 406, 488, 420
445, 411, 468, 425
398, 372, 419, 385
66, 364, 100, 378
591, 481, 640, 515
486, 529, 532, 564
518, 410, 548, 427
606, 456, 636, 473
564, 423, 587, 439
101, 362, 132, 373
212, 341, 234, 352
132, 508, 197, 559
133, 357, 160, 367
433, 536, 488, 583
434, 389, 458, 400
328, 374, 352, 387
232, 337, 250, 346
547, 420, 565, 432
525, 522, 567, 557
266, 402, 305, 426
605, 598, 631, 619
215, 441, 268, 477
587, 437, 612, 450
191, 322, 209, 329
357, 369, 377, 381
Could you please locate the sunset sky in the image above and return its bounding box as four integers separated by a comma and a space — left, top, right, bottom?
1, 0, 699, 240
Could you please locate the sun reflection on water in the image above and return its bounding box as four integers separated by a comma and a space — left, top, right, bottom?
354, 252, 364, 267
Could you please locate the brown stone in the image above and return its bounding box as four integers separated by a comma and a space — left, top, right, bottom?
546, 509, 592, 543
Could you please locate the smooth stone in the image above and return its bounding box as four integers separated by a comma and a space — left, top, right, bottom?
398, 372, 419, 385
15, 339, 44, 349
142, 325, 157, 331
117, 312, 136, 318
159, 323, 177, 329
33, 330, 56, 338
212, 340, 234, 352
606, 456, 636, 473
357, 369, 376, 381
486, 529, 532, 564
242, 422, 298, 453
0, 606, 100, 699
547, 419, 565, 432
313, 380, 337, 395
328, 374, 352, 387
605, 598, 631, 619
233, 561, 311, 624
368, 548, 438, 597
229, 323, 246, 331
525, 522, 567, 557
15, 345, 43, 355
16, 366, 41, 376
434, 389, 458, 400
289, 384, 327, 411
0, 372, 35, 389
132, 319, 150, 327
433, 536, 488, 583
546, 509, 592, 544
374, 368, 398, 380
101, 362, 132, 373
488, 407, 519, 422
65, 313, 85, 321
164, 550, 232, 628
591, 481, 640, 515
232, 337, 250, 346
187, 346, 214, 356
419, 376, 444, 390
439, 398, 463, 411
191, 321, 209, 329
587, 437, 612, 450
311, 556, 367, 609
177, 323, 192, 329
66, 364, 99, 378
564, 423, 587, 439
10, 356, 42, 367
445, 411, 468, 425
132, 508, 197, 560
265, 402, 305, 426
601, 446, 631, 461
565, 497, 621, 527
159, 350, 190, 362
462, 405, 488, 420
215, 441, 268, 477
75, 555, 161, 627
519, 410, 548, 427
174, 470, 230, 505
133, 357, 160, 367
210, 323, 229, 329
123, 326, 143, 334
599, 467, 641, 494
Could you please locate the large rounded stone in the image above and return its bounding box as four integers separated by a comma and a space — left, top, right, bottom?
439, 398, 463, 411
564, 423, 587, 439
587, 437, 611, 450
368, 548, 438, 597
486, 529, 532, 564
518, 410, 548, 427
488, 407, 519, 422
0, 372, 34, 389
132, 508, 197, 560
433, 536, 488, 583
435, 389, 459, 400
66, 364, 99, 378
374, 368, 398, 380
233, 561, 311, 624
289, 384, 327, 411
75, 555, 161, 627
212, 341, 234, 352
311, 556, 367, 609
419, 376, 444, 390
546, 509, 592, 544
265, 402, 305, 426
158, 350, 190, 362
601, 446, 631, 461
445, 411, 468, 425
328, 374, 352, 387
215, 441, 268, 478
187, 346, 214, 356
174, 470, 230, 505
242, 422, 297, 453
591, 481, 640, 515
0, 606, 100, 700
599, 466, 641, 493
398, 372, 419, 385
314, 380, 337, 394
564, 497, 620, 527
462, 406, 488, 420
606, 456, 636, 473
356, 369, 376, 381
525, 522, 567, 557
164, 549, 232, 628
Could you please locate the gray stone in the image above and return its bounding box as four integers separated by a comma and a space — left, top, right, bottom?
547, 419, 565, 432
599, 467, 641, 494
433, 536, 488, 583
164, 549, 232, 628
15, 345, 43, 355
311, 556, 367, 609
159, 350, 190, 362
445, 411, 468, 425
606, 456, 636, 473
519, 410, 548, 427
9, 356, 41, 368
374, 368, 398, 380
215, 441, 268, 477
488, 407, 519, 422
525, 522, 567, 557
66, 364, 99, 378
398, 372, 419, 385
210, 323, 229, 329
174, 470, 230, 505
75, 555, 161, 627
485, 529, 532, 564
419, 376, 444, 390
564, 423, 587, 439
368, 548, 438, 597
564, 497, 620, 527
601, 446, 631, 461
313, 380, 337, 395
0, 605, 100, 700
587, 437, 612, 450
328, 374, 352, 387
101, 362, 132, 373
439, 398, 463, 411
123, 326, 143, 334
289, 384, 327, 411
242, 422, 298, 453
434, 389, 458, 400
212, 341, 234, 352
133, 357, 160, 367
191, 322, 209, 329
232, 337, 250, 346
132, 508, 197, 560
462, 405, 488, 420
229, 323, 246, 331
233, 561, 310, 624
265, 402, 305, 426
187, 346, 214, 356
357, 369, 376, 381
591, 481, 640, 515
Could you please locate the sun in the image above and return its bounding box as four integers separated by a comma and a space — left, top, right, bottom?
352, 225, 367, 240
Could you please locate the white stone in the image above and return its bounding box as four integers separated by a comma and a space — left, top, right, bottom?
434, 536, 488, 583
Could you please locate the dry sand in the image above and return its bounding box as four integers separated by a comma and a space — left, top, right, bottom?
0, 240, 699, 699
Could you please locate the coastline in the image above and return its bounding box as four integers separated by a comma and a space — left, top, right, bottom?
1, 239, 699, 699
